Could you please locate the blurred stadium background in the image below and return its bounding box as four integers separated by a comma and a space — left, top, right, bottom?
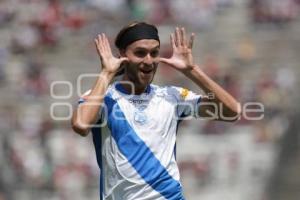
0, 0, 299, 199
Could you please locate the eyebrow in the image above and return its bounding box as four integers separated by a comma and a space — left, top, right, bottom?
134, 45, 160, 51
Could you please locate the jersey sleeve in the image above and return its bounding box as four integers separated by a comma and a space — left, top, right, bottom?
78, 89, 92, 104
168, 86, 202, 119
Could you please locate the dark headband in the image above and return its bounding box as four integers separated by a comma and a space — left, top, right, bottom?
115, 23, 160, 49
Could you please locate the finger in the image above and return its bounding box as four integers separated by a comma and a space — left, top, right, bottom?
188, 33, 195, 49
94, 35, 100, 47
181, 27, 187, 47
170, 33, 176, 49
101, 33, 108, 51
103, 33, 110, 53
95, 34, 102, 53
103, 34, 112, 53
94, 38, 99, 49
98, 34, 104, 52
175, 27, 181, 47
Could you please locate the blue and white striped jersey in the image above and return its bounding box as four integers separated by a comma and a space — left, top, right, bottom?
78, 82, 201, 200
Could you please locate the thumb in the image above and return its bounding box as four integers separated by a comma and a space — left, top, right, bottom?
119, 57, 129, 63
159, 57, 172, 65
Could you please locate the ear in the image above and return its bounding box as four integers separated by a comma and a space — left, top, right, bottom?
119, 49, 126, 57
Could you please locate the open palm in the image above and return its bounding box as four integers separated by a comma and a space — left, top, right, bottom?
160, 27, 195, 72
94, 33, 128, 74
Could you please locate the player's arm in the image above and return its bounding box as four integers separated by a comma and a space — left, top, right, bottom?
181, 65, 241, 121
71, 34, 128, 136
160, 27, 241, 122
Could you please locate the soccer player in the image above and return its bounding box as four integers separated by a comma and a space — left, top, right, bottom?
71, 22, 241, 200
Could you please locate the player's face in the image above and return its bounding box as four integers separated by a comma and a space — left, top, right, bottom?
122, 39, 160, 91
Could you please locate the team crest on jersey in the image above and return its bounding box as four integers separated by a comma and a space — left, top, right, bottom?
133, 105, 148, 125
134, 110, 148, 125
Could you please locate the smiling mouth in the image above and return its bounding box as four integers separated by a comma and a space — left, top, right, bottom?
140, 69, 153, 74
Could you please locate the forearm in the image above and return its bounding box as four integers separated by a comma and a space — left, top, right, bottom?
72, 71, 115, 135
183, 65, 241, 118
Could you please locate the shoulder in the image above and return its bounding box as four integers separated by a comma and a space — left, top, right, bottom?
150, 84, 186, 100
78, 85, 115, 104
152, 84, 186, 95
152, 84, 200, 103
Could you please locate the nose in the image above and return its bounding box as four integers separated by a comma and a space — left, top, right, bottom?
143, 54, 154, 66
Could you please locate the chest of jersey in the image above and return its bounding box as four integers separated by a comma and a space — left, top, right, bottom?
118, 95, 177, 134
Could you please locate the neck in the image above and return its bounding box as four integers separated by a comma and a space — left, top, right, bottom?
124, 83, 147, 95
120, 76, 148, 95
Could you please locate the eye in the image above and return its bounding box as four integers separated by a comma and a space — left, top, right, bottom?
134, 50, 147, 58
150, 50, 159, 57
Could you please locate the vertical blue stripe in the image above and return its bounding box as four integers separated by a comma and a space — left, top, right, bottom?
105, 96, 185, 200
91, 119, 104, 200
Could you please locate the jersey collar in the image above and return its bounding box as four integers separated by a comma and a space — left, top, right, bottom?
115, 83, 151, 95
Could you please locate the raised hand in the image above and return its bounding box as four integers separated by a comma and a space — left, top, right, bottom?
94, 33, 128, 74
160, 27, 195, 72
